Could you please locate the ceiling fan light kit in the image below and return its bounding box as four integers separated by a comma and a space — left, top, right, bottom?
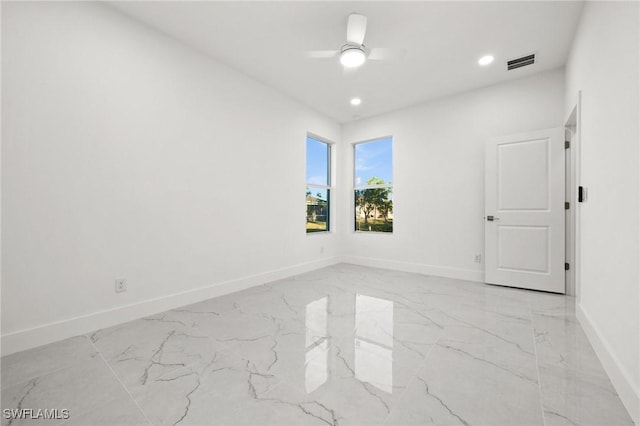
340, 44, 367, 68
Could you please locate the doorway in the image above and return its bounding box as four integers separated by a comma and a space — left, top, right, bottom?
565, 94, 581, 298
484, 128, 566, 293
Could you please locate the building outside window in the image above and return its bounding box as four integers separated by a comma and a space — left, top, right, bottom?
306, 136, 331, 233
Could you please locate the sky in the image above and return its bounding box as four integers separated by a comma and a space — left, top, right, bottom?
354, 137, 393, 187
306, 137, 329, 186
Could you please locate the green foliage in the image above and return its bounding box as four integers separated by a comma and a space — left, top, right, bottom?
355, 177, 393, 231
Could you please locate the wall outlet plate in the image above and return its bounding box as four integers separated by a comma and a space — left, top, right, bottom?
115, 278, 127, 293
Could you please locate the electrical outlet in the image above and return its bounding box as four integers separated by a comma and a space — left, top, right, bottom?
473, 254, 482, 263
115, 278, 127, 293
320, 246, 324, 254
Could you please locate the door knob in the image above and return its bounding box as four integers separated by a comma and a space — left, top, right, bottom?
486, 216, 500, 221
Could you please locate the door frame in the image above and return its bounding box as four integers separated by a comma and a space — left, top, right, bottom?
565, 91, 582, 299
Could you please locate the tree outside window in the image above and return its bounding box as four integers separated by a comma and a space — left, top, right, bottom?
354, 138, 393, 233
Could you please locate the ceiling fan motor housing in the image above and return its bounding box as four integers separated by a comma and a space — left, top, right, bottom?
340, 43, 367, 67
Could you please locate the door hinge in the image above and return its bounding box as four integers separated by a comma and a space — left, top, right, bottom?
565, 202, 570, 210
565, 141, 570, 149
565, 262, 570, 271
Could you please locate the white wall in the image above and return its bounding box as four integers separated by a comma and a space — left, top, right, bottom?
1, 2, 340, 355
564, 1, 640, 422
339, 69, 565, 280
4, 13, 638, 424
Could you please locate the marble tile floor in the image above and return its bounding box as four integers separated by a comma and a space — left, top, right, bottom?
1, 264, 634, 426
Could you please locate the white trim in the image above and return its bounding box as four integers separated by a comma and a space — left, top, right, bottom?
306, 132, 336, 148
340, 255, 484, 283
354, 185, 393, 190
1, 257, 340, 356
351, 135, 394, 147
564, 91, 582, 300
577, 303, 640, 425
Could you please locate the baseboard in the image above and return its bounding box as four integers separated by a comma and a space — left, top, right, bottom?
577, 303, 640, 425
339, 255, 485, 283
1, 257, 340, 357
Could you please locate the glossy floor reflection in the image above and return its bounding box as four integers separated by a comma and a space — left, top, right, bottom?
1, 264, 634, 426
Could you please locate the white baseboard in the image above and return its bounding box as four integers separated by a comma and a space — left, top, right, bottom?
577, 303, 640, 425
339, 255, 485, 283
1, 257, 340, 357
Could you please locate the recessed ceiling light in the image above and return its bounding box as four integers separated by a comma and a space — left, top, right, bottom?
478, 55, 495, 66
340, 46, 366, 68
350, 98, 362, 106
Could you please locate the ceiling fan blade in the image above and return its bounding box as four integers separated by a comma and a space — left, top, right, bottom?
346, 14, 367, 45
306, 50, 339, 59
368, 47, 407, 61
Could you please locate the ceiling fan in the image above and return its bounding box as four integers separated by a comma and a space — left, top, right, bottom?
307, 13, 404, 69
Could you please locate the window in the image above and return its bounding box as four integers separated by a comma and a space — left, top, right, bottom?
306, 136, 331, 233
354, 137, 393, 233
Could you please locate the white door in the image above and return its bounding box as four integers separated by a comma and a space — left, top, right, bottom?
485, 128, 565, 293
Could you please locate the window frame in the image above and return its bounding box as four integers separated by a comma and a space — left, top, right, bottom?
353, 136, 394, 234
306, 133, 334, 234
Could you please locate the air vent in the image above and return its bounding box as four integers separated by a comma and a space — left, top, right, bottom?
507, 53, 536, 70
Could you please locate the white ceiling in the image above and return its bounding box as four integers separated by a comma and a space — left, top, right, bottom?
110, 1, 584, 123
